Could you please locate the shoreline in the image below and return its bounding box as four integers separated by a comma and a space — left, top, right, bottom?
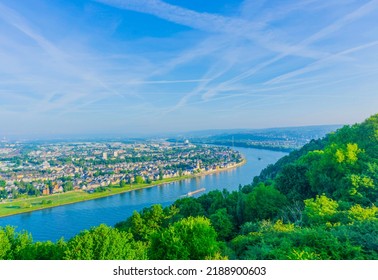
0, 158, 246, 218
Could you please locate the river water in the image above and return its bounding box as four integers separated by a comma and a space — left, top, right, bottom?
0, 147, 287, 241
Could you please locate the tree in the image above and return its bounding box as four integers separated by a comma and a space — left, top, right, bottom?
0, 188, 7, 199
173, 197, 205, 219
0, 227, 11, 259
0, 226, 33, 260
303, 194, 339, 225
243, 184, 287, 223
134, 175, 144, 184
115, 204, 169, 241
148, 216, 221, 260
348, 204, 378, 222
63, 181, 73, 192
120, 180, 127, 188
210, 208, 235, 240
276, 164, 314, 201
197, 190, 226, 215
18, 239, 66, 260
64, 224, 146, 260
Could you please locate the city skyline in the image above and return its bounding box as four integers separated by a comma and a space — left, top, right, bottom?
1, 0, 378, 138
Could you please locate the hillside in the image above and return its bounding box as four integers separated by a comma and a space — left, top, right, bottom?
255, 114, 378, 203
168, 124, 342, 152
1, 115, 377, 260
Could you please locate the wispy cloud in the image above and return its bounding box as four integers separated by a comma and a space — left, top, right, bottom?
95, 0, 326, 59
265, 40, 378, 85
95, 0, 378, 112
1, 0, 377, 136
151, 1, 375, 115
199, 0, 378, 102
0, 2, 135, 114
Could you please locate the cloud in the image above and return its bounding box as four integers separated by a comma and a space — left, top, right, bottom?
1, 0, 377, 135
199, 0, 378, 101
0, 2, 134, 114
94, 0, 345, 113
265, 40, 378, 85
95, 0, 325, 58
95, 0, 258, 33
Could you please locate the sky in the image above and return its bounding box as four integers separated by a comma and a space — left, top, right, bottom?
0, 0, 378, 138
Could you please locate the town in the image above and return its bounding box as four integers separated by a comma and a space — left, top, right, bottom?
0, 140, 243, 200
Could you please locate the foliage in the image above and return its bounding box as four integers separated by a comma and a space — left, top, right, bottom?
242, 183, 287, 223
0, 226, 33, 260
275, 163, 314, 201
64, 224, 147, 260
209, 208, 235, 240
303, 195, 339, 225
134, 175, 145, 184
347, 204, 378, 222
173, 197, 205, 219
115, 204, 178, 241
148, 216, 221, 260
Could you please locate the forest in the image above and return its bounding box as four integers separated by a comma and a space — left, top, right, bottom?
1, 114, 377, 260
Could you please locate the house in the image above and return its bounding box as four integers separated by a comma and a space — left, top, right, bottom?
52, 183, 63, 194
42, 187, 50, 195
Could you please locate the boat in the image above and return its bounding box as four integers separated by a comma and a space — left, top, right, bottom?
180, 188, 206, 197
187, 188, 206, 196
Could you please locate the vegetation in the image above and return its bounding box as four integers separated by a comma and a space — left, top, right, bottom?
1, 114, 377, 259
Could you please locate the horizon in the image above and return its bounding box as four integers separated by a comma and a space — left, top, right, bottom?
1, 0, 378, 136
0, 123, 344, 141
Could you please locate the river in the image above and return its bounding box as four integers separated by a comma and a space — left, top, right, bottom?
0, 147, 287, 241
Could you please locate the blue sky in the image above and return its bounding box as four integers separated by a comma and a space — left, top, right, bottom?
0, 0, 378, 138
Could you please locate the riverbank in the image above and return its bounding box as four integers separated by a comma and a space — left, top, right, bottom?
0, 159, 246, 218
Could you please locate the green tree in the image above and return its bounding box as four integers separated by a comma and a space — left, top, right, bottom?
120, 180, 127, 188
18, 239, 67, 260
303, 194, 339, 225
173, 197, 205, 219
276, 164, 314, 201
115, 204, 169, 241
348, 204, 378, 222
209, 208, 235, 240
63, 181, 73, 192
0, 228, 11, 259
0, 188, 7, 199
243, 184, 287, 222
197, 190, 226, 215
64, 224, 146, 260
149, 216, 221, 260
134, 175, 144, 184
0, 226, 33, 260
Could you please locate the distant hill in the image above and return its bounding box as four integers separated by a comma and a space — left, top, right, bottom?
254, 114, 378, 203
168, 124, 342, 152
